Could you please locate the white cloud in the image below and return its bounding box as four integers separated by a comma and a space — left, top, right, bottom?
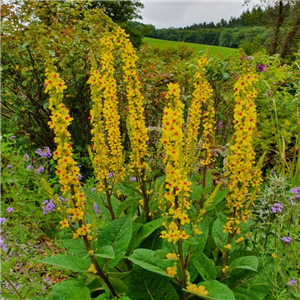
136, 1, 260, 28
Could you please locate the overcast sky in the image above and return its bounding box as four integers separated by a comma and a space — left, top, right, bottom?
135, 1, 260, 29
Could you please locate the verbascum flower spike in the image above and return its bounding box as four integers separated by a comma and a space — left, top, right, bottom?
160, 83, 192, 244
224, 71, 262, 233
88, 37, 124, 191
111, 27, 149, 172
44, 61, 91, 238
185, 51, 214, 168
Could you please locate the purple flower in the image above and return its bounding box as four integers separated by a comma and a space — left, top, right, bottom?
218, 121, 223, 129
77, 174, 83, 180
23, 154, 30, 162
10, 135, 16, 139
6, 207, 14, 213
0, 237, 7, 252
41, 199, 55, 215
91, 188, 96, 192
239, 55, 250, 61
257, 64, 266, 72
58, 196, 68, 202
0, 218, 7, 225
287, 278, 297, 286
7, 165, 12, 169
108, 172, 114, 178
290, 187, 300, 195
35, 165, 44, 175
27, 165, 33, 170
93, 203, 101, 214
271, 203, 284, 213
131, 177, 137, 182
281, 236, 292, 243
35, 147, 52, 158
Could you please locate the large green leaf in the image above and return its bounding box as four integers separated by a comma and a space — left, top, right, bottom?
116, 196, 140, 217
126, 268, 179, 300
205, 190, 228, 211
39, 255, 90, 273
185, 280, 236, 300
233, 275, 271, 300
190, 216, 210, 256
129, 218, 163, 251
97, 215, 132, 268
92, 245, 115, 259
61, 238, 87, 257
48, 280, 91, 300
212, 219, 228, 249
229, 256, 258, 272
127, 249, 173, 277
193, 253, 217, 281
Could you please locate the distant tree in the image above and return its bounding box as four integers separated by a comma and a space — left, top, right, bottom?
88, 0, 144, 23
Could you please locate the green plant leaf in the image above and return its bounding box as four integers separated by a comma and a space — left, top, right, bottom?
91, 245, 115, 259
97, 215, 132, 268
61, 238, 87, 257
129, 218, 163, 251
127, 249, 173, 277
48, 280, 91, 300
229, 256, 258, 272
212, 219, 228, 249
185, 280, 236, 300
126, 268, 179, 300
116, 196, 140, 217
39, 254, 90, 273
0, 294, 21, 300
206, 190, 228, 211
193, 253, 217, 281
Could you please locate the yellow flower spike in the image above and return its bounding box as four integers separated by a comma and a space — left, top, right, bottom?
271, 253, 277, 259
111, 26, 149, 173
225, 68, 262, 238
160, 83, 192, 244
88, 41, 124, 189
185, 50, 215, 169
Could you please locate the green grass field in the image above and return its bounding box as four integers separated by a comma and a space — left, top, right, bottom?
143, 37, 237, 56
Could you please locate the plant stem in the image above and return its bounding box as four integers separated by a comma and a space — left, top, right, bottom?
200, 164, 207, 209
2, 274, 24, 299
136, 169, 151, 222
80, 224, 117, 297
178, 238, 187, 300
104, 178, 115, 220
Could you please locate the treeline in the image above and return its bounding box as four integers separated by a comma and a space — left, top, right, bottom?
145, 6, 273, 48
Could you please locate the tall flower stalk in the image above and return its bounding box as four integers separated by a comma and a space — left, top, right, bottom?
160, 83, 208, 298
44, 59, 116, 297
222, 64, 263, 276
185, 51, 215, 207
88, 34, 125, 219
111, 25, 151, 221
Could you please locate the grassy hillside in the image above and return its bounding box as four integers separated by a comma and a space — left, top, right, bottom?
143, 37, 237, 56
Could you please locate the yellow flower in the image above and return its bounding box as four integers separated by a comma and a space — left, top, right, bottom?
186, 284, 209, 296
59, 219, 69, 229
271, 253, 277, 259
167, 266, 177, 277
166, 253, 178, 260
224, 244, 232, 250
88, 263, 97, 274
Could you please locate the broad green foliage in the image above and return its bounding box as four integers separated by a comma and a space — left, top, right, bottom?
1, 1, 299, 300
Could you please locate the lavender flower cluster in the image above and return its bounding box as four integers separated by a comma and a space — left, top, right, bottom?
270, 203, 284, 213
42, 199, 55, 215
289, 187, 300, 204
35, 147, 52, 158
